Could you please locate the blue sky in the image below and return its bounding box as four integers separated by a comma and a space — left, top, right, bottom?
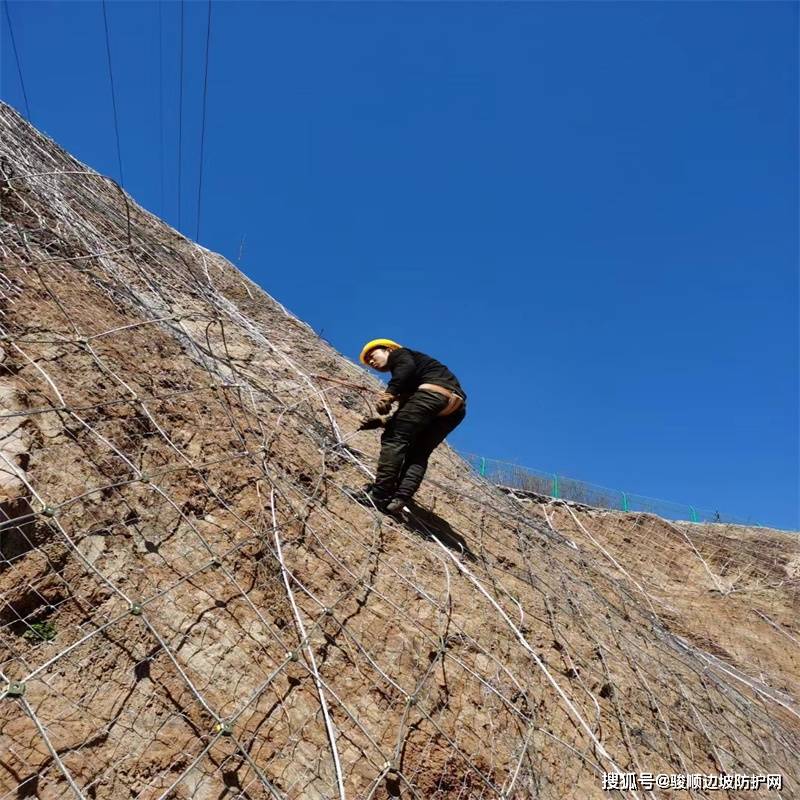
2, 1, 798, 529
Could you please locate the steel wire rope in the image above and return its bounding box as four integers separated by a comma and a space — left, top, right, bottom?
278, 466, 564, 708
537, 499, 800, 719
9, 288, 792, 788
14, 490, 368, 796
254, 469, 531, 790
324, 441, 643, 786
271, 490, 346, 800
101, 0, 124, 188
20, 694, 87, 799
195, 0, 211, 242
258, 477, 534, 713
158, 0, 165, 218
271, 495, 569, 790
3, 125, 796, 792
177, 0, 184, 229
18, 404, 800, 784
4, 316, 788, 796
2, 0, 31, 121
14, 316, 412, 794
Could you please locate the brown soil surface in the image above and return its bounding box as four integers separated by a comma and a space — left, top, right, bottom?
1, 103, 798, 799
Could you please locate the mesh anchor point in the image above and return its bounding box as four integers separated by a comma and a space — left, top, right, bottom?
130, 602, 143, 616
41, 506, 56, 518
4, 681, 25, 697
288, 651, 299, 662
213, 721, 233, 736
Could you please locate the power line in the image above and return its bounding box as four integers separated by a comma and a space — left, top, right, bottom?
158, 0, 165, 219
101, 0, 124, 188
3, 0, 31, 121
196, 0, 212, 242
177, 0, 185, 230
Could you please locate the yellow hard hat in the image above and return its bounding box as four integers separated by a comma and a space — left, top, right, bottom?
359, 338, 402, 365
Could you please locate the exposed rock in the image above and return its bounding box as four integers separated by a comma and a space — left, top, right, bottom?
0, 102, 798, 799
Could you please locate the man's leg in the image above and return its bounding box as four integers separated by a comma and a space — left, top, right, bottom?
393, 405, 466, 504
373, 392, 448, 501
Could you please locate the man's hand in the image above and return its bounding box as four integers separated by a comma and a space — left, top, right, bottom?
357, 415, 388, 431
375, 391, 395, 415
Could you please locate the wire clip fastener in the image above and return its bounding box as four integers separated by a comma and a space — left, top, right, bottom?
384, 761, 399, 780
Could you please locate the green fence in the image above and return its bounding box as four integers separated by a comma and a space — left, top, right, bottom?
460, 453, 754, 525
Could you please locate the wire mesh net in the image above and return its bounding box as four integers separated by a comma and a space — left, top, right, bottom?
1, 103, 798, 799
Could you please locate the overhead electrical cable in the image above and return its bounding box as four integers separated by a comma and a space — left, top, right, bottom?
195, 0, 212, 242
177, 0, 185, 230
3, 0, 32, 121
101, 0, 125, 188
158, 0, 165, 218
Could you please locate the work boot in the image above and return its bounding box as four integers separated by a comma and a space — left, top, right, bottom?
350, 484, 390, 512
385, 497, 407, 517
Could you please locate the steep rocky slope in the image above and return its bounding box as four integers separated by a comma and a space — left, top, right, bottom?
1, 103, 798, 799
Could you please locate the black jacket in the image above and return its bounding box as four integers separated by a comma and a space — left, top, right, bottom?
386, 348, 466, 401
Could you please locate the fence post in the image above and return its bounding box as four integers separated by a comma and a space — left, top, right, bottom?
479, 457, 486, 477
552, 474, 559, 499
621, 492, 628, 512
689, 506, 698, 523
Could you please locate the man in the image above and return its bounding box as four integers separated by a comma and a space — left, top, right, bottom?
356, 338, 467, 516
